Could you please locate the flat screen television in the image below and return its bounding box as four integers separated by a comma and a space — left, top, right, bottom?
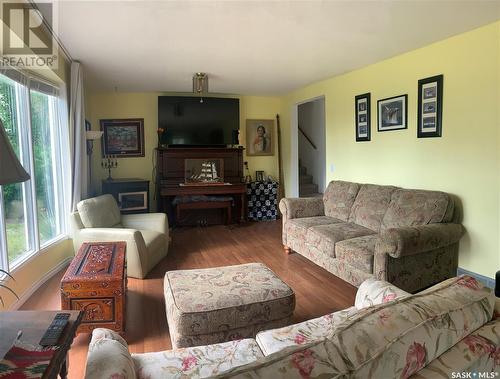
158, 96, 239, 147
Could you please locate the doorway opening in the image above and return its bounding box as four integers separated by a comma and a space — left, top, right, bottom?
291, 96, 326, 197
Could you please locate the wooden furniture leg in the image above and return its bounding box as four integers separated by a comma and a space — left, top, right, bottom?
60, 356, 68, 379
226, 206, 231, 225
284, 246, 292, 255
240, 193, 245, 223
176, 204, 181, 223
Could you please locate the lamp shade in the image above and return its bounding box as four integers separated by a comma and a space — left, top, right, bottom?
0, 120, 30, 185
86, 130, 103, 141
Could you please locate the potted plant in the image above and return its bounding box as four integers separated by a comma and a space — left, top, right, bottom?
0, 269, 18, 307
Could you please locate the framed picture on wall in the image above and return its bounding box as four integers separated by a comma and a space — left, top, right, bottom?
255, 170, 264, 182
100, 118, 145, 157
355, 93, 371, 141
377, 94, 408, 131
246, 119, 274, 156
417, 74, 443, 138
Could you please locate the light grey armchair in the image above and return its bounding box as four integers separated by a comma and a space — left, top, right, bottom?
70, 194, 169, 279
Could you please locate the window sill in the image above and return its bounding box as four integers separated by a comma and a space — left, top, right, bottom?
10, 234, 71, 274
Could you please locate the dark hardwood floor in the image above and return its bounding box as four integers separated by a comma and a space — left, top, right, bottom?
20, 221, 357, 379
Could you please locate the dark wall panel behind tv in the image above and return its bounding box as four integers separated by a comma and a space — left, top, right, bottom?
158, 96, 239, 146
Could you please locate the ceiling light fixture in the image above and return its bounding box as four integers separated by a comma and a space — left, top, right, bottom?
193, 72, 208, 103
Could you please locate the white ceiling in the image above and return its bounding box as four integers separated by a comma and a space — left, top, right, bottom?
55, 0, 500, 95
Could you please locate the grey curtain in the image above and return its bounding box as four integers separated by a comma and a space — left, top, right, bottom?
69, 61, 87, 211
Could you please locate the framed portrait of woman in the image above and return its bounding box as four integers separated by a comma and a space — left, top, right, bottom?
246, 119, 274, 156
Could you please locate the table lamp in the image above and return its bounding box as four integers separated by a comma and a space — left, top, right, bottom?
0, 120, 29, 186
0, 120, 28, 304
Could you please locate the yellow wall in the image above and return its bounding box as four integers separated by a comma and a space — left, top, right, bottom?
1, 239, 73, 309
7, 21, 496, 310
280, 21, 500, 278
87, 93, 282, 209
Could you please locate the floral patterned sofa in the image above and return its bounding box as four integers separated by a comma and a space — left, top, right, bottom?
279, 180, 465, 293
85, 275, 499, 379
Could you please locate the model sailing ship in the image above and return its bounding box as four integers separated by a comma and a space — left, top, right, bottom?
187, 161, 224, 185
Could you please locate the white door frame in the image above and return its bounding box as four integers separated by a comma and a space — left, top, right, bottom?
290, 95, 326, 197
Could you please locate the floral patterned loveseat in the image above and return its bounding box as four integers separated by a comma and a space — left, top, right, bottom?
280, 180, 465, 293
85, 275, 499, 379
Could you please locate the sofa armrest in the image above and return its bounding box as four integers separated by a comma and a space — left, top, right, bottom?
86, 328, 136, 379
121, 212, 169, 235
78, 227, 144, 244
377, 223, 464, 258
90, 328, 129, 347
279, 197, 325, 222
77, 228, 148, 278
354, 278, 410, 309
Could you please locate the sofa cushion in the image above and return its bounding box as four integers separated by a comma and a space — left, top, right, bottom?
410, 320, 500, 379
354, 277, 410, 309
335, 235, 378, 273
285, 216, 342, 250
323, 181, 360, 221
381, 189, 453, 229
164, 263, 295, 338
255, 306, 358, 356
132, 339, 263, 379
77, 194, 121, 228
86, 328, 137, 379
169, 318, 293, 351
306, 223, 376, 259
217, 275, 495, 379
348, 184, 398, 232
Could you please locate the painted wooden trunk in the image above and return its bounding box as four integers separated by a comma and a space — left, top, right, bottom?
61, 242, 126, 334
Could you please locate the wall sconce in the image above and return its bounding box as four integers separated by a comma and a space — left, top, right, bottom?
86, 130, 103, 155
192, 72, 208, 103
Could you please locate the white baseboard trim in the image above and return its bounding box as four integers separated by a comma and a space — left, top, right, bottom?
9, 257, 73, 310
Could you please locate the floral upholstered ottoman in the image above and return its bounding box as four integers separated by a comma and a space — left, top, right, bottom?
163, 263, 295, 348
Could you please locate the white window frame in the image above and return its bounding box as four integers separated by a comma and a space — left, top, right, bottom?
0, 72, 69, 273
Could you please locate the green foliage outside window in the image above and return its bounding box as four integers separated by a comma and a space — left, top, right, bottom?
0, 83, 53, 206
0, 78, 58, 261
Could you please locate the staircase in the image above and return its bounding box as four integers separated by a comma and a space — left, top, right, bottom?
299, 163, 322, 198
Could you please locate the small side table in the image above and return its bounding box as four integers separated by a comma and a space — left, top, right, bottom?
0, 310, 82, 379
246, 180, 279, 221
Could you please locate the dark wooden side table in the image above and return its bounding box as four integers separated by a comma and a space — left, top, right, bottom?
102, 178, 150, 214
0, 310, 82, 379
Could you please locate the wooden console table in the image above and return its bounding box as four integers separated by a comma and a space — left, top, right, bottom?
0, 310, 82, 379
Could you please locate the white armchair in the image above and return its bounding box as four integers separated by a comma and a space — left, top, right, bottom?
70, 194, 169, 279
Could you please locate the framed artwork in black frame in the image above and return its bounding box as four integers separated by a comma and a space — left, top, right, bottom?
377, 94, 408, 132
355, 93, 371, 141
100, 118, 145, 157
417, 74, 443, 138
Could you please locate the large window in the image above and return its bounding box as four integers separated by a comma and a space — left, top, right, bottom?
0, 72, 67, 271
